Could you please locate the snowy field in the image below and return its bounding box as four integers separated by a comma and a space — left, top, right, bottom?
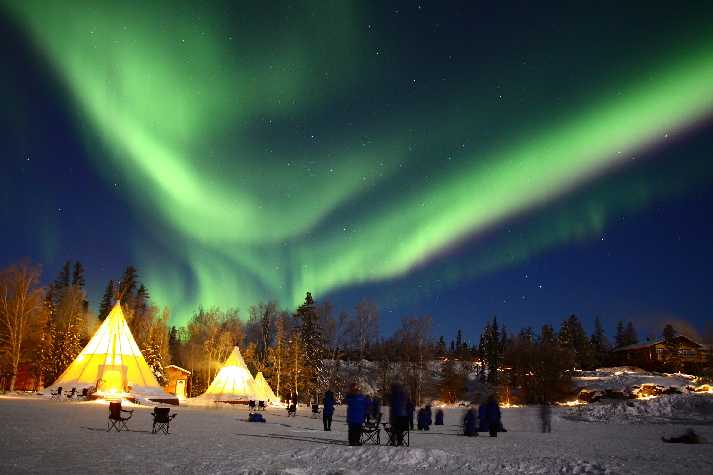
1, 396, 712, 474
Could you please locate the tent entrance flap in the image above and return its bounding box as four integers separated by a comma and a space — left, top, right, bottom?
98, 364, 128, 394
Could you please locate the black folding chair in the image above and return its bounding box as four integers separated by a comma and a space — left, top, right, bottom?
311, 404, 320, 418
151, 407, 177, 434
50, 387, 63, 400
258, 400, 266, 411
287, 403, 297, 417
107, 401, 134, 432
65, 388, 77, 400
361, 413, 382, 445
248, 400, 256, 412
384, 421, 410, 447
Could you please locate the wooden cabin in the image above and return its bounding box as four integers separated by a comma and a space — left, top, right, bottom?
612, 335, 709, 371
164, 365, 191, 399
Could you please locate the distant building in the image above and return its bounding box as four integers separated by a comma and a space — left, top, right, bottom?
164, 365, 191, 399
612, 335, 709, 372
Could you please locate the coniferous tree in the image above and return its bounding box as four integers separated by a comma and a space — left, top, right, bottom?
559, 315, 594, 369
590, 316, 610, 368
480, 317, 502, 383
663, 324, 677, 342
118, 266, 138, 304
623, 321, 638, 346
98, 280, 114, 321
71, 261, 85, 288
615, 320, 626, 348
437, 336, 446, 356
54, 261, 71, 294
294, 292, 326, 403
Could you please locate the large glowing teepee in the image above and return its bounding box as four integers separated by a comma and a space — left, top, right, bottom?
196, 346, 257, 402
45, 302, 175, 402
253, 371, 278, 402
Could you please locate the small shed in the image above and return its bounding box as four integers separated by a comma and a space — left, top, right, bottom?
164, 365, 191, 400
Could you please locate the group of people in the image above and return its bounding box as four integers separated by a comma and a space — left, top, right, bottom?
319, 384, 507, 446
339, 382, 412, 446
462, 395, 503, 437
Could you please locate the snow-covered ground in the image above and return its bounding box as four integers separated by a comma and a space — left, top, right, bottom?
1, 395, 712, 474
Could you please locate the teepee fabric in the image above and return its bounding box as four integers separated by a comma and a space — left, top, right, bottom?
253, 371, 278, 402
196, 346, 257, 402
45, 303, 171, 399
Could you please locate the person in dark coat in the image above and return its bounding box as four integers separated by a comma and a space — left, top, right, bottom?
478, 403, 487, 432
346, 383, 367, 446
539, 402, 551, 433
323, 389, 335, 431
463, 406, 478, 437
371, 397, 382, 422
407, 398, 416, 430
482, 395, 501, 437
364, 395, 373, 422
417, 407, 431, 431
435, 408, 444, 425
389, 383, 409, 446
425, 404, 433, 427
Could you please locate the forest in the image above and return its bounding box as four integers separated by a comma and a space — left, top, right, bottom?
1, 260, 709, 404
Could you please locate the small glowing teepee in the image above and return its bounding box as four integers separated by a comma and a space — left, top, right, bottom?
196, 346, 257, 402
45, 302, 175, 402
254, 371, 278, 402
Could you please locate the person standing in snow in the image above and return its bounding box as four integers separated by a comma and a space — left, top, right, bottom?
435, 408, 444, 425
371, 396, 382, 421
463, 405, 478, 437
346, 383, 367, 446
389, 383, 409, 446
323, 389, 335, 431
407, 398, 416, 430
539, 401, 551, 433
482, 395, 501, 437
425, 403, 433, 427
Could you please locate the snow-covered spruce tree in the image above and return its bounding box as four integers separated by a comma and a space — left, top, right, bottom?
294, 292, 327, 403
97, 280, 114, 321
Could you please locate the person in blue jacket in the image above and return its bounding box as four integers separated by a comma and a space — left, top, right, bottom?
346, 383, 367, 445
323, 389, 335, 431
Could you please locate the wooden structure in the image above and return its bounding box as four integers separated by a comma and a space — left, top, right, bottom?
612, 335, 709, 371
164, 365, 191, 399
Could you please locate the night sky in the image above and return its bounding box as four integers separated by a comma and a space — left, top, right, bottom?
2, 1, 713, 339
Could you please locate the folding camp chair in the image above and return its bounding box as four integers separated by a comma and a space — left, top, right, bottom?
107, 401, 134, 432
248, 400, 256, 412
311, 404, 320, 418
65, 388, 77, 400
384, 421, 410, 447
361, 413, 381, 445
287, 403, 297, 417
50, 387, 63, 400
258, 400, 266, 411
151, 407, 177, 434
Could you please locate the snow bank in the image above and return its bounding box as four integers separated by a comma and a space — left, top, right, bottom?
571, 393, 713, 423
573, 367, 696, 393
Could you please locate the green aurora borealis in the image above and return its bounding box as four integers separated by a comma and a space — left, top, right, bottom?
6, 2, 713, 324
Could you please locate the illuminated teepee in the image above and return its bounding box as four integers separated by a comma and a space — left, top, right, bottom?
253, 371, 278, 402
45, 302, 175, 402
196, 346, 257, 402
